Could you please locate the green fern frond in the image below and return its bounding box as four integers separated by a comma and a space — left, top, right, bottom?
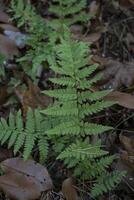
43, 102, 78, 116
96, 155, 117, 172
91, 171, 126, 197
14, 131, 26, 154
42, 29, 124, 197
46, 121, 80, 136
82, 122, 113, 135
38, 135, 48, 163
79, 90, 110, 102
49, 77, 75, 87
80, 101, 114, 117
78, 74, 102, 89
23, 133, 36, 160
43, 88, 77, 100
48, 0, 90, 28
0, 109, 48, 161
58, 141, 108, 161
77, 64, 99, 79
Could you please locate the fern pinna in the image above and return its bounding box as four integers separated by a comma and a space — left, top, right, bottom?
42, 29, 125, 197
48, 0, 90, 29
0, 109, 48, 163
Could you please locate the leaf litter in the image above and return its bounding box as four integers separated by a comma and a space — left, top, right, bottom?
0, 158, 53, 200
0, 1, 134, 200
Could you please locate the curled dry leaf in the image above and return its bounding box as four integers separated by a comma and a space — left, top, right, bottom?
72, 31, 102, 43
0, 23, 19, 32
62, 178, 79, 200
0, 34, 19, 59
0, 84, 8, 105
0, 158, 53, 200
119, 0, 134, 9
4, 30, 28, 48
120, 133, 134, 153
14, 78, 52, 119
119, 132, 134, 170
0, 10, 11, 24
105, 91, 134, 109
0, 148, 12, 162
98, 59, 134, 89
89, 0, 100, 18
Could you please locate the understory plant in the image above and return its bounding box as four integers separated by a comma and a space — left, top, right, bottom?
42, 28, 125, 198
0, 109, 48, 163
48, 0, 90, 29
10, 0, 90, 80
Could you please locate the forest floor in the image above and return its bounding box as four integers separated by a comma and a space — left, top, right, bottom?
0, 0, 134, 200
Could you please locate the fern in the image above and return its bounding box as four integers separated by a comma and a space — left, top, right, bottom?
0, 108, 48, 162
9, 0, 91, 80
42, 28, 124, 197
0, 54, 5, 78
91, 171, 126, 197
10, 0, 53, 79
48, 0, 91, 29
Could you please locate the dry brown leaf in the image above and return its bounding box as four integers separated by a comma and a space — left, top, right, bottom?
0, 23, 19, 32
119, 0, 134, 9
0, 10, 11, 23
0, 173, 42, 200
129, 0, 134, 4
89, 0, 100, 18
0, 84, 8, 105
82, 32, 102, 43
72, 31, 102, 43
98, 59, 134, 89
119, 132, 134, 171
0, 34, 19, 58
62, 178, 79, 200
105, 91, 134, 109
120, 133, 134, 152
0, 148, 12, 162
14, 79, 51, 118
0, 158, 53, 200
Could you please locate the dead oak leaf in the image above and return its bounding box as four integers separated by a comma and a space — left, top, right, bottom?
0, 158, 53, 200
14, 79, 52, 118
62, 178, 79, 200
0, 10, 11, 24
105, 91, 134, 109
0, 34, 19, 59
97, 59, 134, 89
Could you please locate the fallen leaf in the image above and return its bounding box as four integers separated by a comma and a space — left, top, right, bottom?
0, 10, 11, 24
105, 91, 134, 109
119, 132, 134, 171
0, 23, 19, 32
0, 34, 19, 59
89, 0, 100, 18
129, 0, 134, 4
120, 133, 134, 152
98, 59, 134, 89
4, 30, 28, 48
0, 148, 12, 162
62, 178, 79, 200
0, 84, 8, 105
0, 158, 53, 200
115, 157, 134, 189
119, 0, 134, 9
14, 78, 52, 118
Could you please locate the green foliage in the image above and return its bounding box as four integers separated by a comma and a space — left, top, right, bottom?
42, 29, 124, 197
0, 54, 5, 77
10, 0, 90, 80
0, 108, 48, 162
91, 171, 126, 197
10, 0, 53, 79
48, 0, 91, 29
